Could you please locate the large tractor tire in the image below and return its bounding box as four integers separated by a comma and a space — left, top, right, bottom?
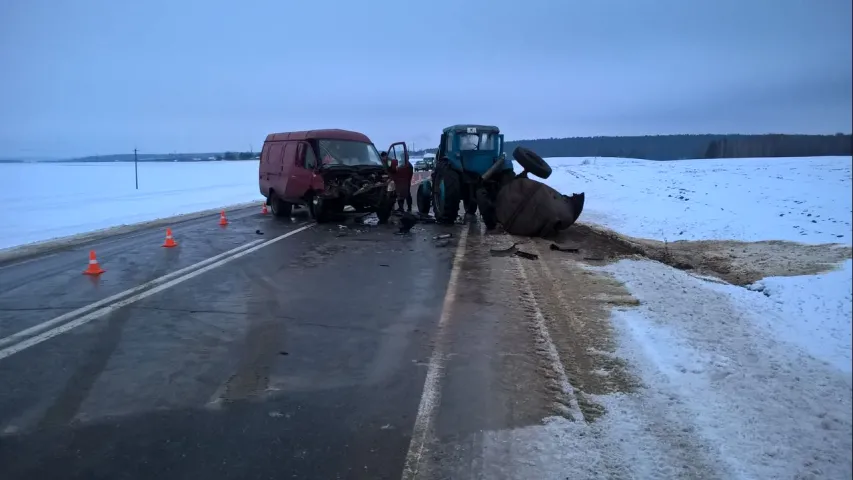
416, 181, 432, 215
432, 160, 462, 224
512, 147, 552, 179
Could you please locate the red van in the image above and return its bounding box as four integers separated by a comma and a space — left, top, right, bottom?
259, 129, 408, 223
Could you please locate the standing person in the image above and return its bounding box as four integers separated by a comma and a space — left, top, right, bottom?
380, 151, 392, 170
392, 153, 414, 212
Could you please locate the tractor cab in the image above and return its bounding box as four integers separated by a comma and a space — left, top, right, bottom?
417, 123, 554, 229
436, 125, 511, 178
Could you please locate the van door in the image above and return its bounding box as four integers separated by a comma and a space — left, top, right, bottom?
387, 142, 409, 169
285, 141, 319, 200
259, 142, 272, 196
263, 142, 285, 191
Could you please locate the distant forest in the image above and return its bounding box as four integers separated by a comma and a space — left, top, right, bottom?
410, 133, 852, 161
1, 133, 850, 164
0, 151, 258, 163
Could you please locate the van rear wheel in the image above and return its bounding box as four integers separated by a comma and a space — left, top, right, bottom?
270, 193, 292, 218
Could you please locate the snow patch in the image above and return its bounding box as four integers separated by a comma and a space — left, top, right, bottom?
0, 161, 263, 250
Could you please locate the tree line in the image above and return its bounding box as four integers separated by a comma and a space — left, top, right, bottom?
410, 133, 852, 160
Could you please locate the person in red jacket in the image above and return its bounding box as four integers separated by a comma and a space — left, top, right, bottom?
391, 153, 414, 212
382, 151, 413, 213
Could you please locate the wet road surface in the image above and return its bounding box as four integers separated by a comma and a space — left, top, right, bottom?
0, 203, 453, 479
0, 197, 572, 479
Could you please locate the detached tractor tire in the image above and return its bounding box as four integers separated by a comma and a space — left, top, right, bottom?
432, 160, 462, 224
512, 147, 552, 179
416, 181, 432, 215
269, 192, 293, 218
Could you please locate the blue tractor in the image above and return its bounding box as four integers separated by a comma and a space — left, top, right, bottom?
416, 124, 552, 229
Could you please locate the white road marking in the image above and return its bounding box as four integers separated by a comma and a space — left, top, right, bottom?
0, 237, 266, 348
401, 224, 469, 480
0, 224, 315, 360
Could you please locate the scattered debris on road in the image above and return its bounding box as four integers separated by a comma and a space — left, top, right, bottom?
396, 212, 418, 234
489, 242, 539, 260
549, 243, 578, 253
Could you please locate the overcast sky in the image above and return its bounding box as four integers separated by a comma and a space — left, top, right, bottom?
0, 0, 850, 158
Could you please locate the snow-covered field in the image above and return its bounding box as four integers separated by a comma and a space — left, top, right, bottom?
507, 155, 853, 478
530, 156, 852, 244
0, 161, 263, 250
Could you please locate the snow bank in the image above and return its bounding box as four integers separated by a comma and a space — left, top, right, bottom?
598, 259, 852, 479
492, 156, 852, 478
0, 161, 263, 250
524, 156, 852, 245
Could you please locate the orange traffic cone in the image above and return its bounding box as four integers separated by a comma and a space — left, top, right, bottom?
83, 250, 105, 275
219, 210, 228, 226
162, 228, 178, 248
261, 203, 269, 215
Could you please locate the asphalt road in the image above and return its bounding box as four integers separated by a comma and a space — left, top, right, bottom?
0, 189, 561, 479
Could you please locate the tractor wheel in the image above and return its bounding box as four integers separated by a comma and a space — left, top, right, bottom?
512, 147, 552, 179
475, 187, 497, 230
416, 181, 432, 215
432, 160, 461, 224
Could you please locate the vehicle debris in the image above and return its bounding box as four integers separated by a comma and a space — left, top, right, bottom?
397, 212, 418, 234
490, 243, 521, 256
495, 151, 585, 237
488, 242, 539, 260
514, 250, 539, 260
434, 233, 453, 240
550, 243, 579, 253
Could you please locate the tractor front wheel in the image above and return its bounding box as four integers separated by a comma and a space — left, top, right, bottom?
432, 160, 461, 224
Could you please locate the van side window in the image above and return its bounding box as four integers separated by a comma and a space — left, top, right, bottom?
303, 144, 317, 169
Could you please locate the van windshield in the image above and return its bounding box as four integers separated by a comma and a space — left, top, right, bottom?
317, 139, 384, 167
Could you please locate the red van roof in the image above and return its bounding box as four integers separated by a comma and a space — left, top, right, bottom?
264, 129, 371, 143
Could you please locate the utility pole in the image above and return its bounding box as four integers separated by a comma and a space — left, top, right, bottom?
134, 148, 139, 190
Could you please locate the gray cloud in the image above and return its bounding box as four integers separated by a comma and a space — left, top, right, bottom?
1, 0, 850, 157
